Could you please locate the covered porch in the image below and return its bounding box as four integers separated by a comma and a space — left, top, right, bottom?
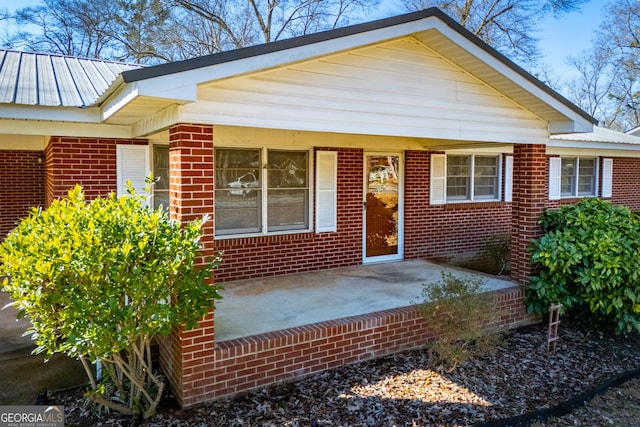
214, 259, 516, 342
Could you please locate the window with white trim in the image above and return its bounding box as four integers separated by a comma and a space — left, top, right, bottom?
431, 153, 507, 204
215, 147, 310, 236
561, 157, 597, 197
548, 157, 611, 200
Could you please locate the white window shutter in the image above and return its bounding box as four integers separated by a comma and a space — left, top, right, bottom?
316, 151, 337, 232
504, 155, 513, 202
116, 145, 150, 202
430, 154, 446, 205
602, 158, 613, 198
548, 157, 562, 200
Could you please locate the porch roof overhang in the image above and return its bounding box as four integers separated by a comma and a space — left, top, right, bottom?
548, 126, 640, 157
99, 8, 595, 139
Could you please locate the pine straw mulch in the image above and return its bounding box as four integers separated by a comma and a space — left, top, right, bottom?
56, 323, 640, 426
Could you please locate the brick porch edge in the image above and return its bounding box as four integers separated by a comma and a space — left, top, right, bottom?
163, 285, 536, 408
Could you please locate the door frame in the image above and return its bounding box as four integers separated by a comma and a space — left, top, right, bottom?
362, 152, 404, 264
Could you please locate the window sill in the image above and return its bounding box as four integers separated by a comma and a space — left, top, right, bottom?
443, 201, 509, 210
215, 229, 314, 241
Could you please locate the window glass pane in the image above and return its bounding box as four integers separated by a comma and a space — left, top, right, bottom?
561, 158, 576, 196
577, 158, 596, 196
268, 189, 309, 230
215, 148, 262, 235
267, 150, 309, 231
474, 156, 498, 199
153, 145, 169, 210
446, 155, 470, 200
267, 150, 308, 188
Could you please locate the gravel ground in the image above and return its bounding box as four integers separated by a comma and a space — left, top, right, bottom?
56, 323, 640, 426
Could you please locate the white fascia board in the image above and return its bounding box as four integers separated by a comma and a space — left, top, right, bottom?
101, 83, 139, 121
0, 104, 102, 122
0, 118, 132, 138
547, 138, 640, 154
626, 125, 640, 136
136, 79, 197, 102
430, 21, 594, 131
102, 81, 195, 122
131, 17, 444, 95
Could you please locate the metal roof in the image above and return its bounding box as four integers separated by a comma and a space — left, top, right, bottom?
551, 126, 640, 146
0, 49, 142, 108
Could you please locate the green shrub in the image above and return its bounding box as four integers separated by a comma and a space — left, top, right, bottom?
527, 198, 640, 334
0, 183, 222, 418
416, 272, 503, 369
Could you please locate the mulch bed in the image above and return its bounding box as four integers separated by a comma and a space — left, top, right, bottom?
55, 323, 640, 426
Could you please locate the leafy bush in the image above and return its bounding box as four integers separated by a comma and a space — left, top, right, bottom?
416, 272, 503, 369
0, 184, 222, 418
527, 198, 640, 334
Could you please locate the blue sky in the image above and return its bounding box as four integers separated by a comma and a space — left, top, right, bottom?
538, 0, 609, 77
0, 0, 608, 79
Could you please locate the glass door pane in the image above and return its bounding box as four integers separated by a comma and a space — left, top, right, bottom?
365, 155, 400, 258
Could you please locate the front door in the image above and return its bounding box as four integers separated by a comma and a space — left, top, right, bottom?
364, 154, 403, 262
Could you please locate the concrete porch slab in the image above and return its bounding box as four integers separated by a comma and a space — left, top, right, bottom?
214, 259, 515, 342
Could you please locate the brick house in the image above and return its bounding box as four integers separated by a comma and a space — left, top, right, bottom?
2, 8, 640, 406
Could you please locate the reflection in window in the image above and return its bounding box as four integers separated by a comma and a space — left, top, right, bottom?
447, 156, 470, 200
153, 146, 169, 209
561, 157, 597, 197
215, 148, 309, 236
215, 149, 262, 235
267, 150, 308, 231
446, 155, 499, 201
474, 156, 498, 200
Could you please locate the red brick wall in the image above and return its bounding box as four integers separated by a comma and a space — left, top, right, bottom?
544, 156, 640, 211
159, 124, 217, 406
45, 136, 147, 205
0, 150, 45, 239
604, 157, 640, 211
215, 149, 516, 283
213, 148, 363, 282
511, 145, 547, 286
404, 150, 512, 262
178, 285, 533, 407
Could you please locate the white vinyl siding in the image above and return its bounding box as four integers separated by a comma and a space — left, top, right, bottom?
316, 151, 337, 232
193, 38, 547, 144
116, 144, 150, 202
